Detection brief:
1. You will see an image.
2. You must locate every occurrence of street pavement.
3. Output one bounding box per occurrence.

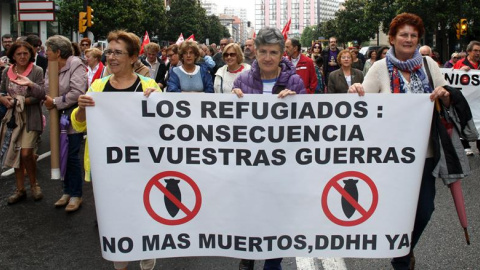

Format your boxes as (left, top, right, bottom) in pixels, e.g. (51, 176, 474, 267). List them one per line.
(1, 113, 479, 269)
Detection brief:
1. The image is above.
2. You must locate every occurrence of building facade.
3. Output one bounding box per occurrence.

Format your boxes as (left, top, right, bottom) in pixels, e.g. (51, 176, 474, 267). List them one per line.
(255, 0, 340, 37)
(200, 0, 218, 16)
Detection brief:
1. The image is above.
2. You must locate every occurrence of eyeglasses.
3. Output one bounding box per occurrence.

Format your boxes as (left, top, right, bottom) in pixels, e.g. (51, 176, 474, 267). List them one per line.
(314, 46, 320, 49)
(105, 50, 129, 57)
(341, 56, 352, 60)
(223, 52, 237, 58)
(421, 53, 430, 56)
(81, 43, 89, 46)
(220, 43, 227, 46)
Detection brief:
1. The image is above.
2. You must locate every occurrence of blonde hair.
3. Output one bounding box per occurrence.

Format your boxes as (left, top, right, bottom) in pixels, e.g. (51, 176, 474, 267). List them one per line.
(222, 43, 244, 65)
(85, 47, 102, 61)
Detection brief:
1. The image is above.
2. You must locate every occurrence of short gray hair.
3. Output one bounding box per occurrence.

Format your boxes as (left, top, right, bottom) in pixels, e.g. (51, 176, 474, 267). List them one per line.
(255, 27, 285, 53)
(466, 41, 480, 52)
(45, 35, 73, 59)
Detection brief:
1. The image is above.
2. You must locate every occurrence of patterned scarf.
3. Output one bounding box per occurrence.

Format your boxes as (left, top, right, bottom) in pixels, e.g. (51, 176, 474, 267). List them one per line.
(386, 47, 432, 94)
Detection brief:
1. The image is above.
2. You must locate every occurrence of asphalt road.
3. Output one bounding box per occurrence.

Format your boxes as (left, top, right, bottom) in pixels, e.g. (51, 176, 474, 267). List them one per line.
(0, 112, 479, 269)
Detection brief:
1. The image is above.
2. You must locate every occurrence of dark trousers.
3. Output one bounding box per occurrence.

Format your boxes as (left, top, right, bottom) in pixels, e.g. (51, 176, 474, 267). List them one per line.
(63, 133, 84, 197)
(239, 258, 282, 270)
(391, 158, 436, 270)
(461, 139, 480, 150)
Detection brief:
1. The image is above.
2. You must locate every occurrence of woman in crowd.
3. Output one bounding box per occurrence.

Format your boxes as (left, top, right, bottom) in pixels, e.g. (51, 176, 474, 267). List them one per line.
(348, 13, 453, 270)
(233, 26, 305, 270)
(84, 47, 104, 87)
(1, 41, 45, 204)
(314, 55, 325, 93)
(362, 49, 377, 76)
(377, 46, 389, 60)
(350, 47, 364, 71)
(328, 49, 364, 93)
(214, 43, 250, 93)
(310, 42, 322, 61)
(167, 40, 213, 93)
(72, 30, 160, 270)
(42, 35, 87, 212)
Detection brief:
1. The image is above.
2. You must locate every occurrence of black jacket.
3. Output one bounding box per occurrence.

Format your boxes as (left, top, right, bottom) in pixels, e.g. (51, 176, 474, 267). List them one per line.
(141, 57, 167, 88)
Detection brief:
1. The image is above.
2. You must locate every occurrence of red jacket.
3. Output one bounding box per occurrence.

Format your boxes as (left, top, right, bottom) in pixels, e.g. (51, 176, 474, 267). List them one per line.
(289, 54, 318, 94)
(453, 57, 479, 70)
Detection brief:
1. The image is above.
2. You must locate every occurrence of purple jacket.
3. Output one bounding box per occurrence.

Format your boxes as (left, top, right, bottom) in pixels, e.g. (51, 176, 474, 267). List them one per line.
(233, 58, 306, 94)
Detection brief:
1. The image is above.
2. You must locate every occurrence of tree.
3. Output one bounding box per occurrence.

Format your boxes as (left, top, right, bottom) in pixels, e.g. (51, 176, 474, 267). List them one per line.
(334, 0, 378, 45)
(166, 0, 201, 42)
(300, 26, 314, 48)
(141, 0, 167, 39)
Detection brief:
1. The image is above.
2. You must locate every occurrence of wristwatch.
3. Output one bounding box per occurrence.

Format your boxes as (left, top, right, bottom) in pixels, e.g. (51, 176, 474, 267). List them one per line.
(52, 98, 57, 107)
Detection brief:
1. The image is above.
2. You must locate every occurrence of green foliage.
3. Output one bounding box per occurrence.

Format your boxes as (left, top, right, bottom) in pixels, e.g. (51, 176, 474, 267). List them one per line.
(57, 0, 230, 43)
(300, 26, 314, 48)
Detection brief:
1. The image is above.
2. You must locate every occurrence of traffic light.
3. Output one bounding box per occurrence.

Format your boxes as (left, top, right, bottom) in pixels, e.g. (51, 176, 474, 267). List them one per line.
(78, 12, 87, 33)
(456, 23, 460, 40)
(460, 18, 468, 36)
(87, 6, 94, 27)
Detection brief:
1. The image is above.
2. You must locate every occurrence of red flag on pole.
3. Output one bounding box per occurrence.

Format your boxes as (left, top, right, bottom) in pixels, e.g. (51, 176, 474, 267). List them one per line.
(176, 33, 184, 45)
(139, 31, 150, 55)
(281, 18, 291, 40)
(186, 34, 195, 41)
(253, 32, 256, 39)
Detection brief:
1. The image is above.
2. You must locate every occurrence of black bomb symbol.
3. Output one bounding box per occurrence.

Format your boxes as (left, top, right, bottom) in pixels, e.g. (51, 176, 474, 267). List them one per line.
(341, 179, 359, 218)
(164, 178, 182, 217)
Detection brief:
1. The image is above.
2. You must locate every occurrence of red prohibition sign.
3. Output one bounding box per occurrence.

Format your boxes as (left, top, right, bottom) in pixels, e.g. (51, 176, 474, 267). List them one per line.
(143, 171, 202, 226)
(322, 171, 378, 226)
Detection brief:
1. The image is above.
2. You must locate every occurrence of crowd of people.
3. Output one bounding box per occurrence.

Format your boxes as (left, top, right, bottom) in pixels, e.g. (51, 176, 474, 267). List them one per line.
(0, 11, 479, 270)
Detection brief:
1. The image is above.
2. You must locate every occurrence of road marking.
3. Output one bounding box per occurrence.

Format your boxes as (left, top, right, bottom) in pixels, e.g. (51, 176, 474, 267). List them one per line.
(319, 257, 347, 270)
(296, 257, 317, 270)
(1, 151, 50, 177)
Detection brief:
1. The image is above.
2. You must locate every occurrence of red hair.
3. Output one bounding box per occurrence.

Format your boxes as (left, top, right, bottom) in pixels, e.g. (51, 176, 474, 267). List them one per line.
(388, 13, 425, 40)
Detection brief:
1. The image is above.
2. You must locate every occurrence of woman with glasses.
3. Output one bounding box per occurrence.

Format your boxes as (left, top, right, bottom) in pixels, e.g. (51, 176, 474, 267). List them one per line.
(328, 49, 364, 93)
(1, 41, 45, 204)
(72, 30, 160, 270)
(233, 26, 306, 270)
(310, 42, 322, 61)
(167, 40, 213, 93)
(214, 43, 250, 93)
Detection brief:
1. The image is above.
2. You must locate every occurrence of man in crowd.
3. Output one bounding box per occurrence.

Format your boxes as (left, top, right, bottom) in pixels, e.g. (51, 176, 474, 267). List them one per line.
(419, 45, 433, 57)
(453, 40, 480, 156)
(25, 34, 48, 75)
(1, 34, 13, 75)
(1, 34, 13, 56)
(212, 38, 230, 75)
(243, 38, 256, 65)
(285, 38, 317, 93)
(141, 42, 168, 89)
(322, 36, 340, 86)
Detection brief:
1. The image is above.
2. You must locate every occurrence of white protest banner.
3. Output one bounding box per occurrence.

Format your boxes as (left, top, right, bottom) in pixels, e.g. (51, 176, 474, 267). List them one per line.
(86, 93, 433, 261)
(441, 68, 480, 137)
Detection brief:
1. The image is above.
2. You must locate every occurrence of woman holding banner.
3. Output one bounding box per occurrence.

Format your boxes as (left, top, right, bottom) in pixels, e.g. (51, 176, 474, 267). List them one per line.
(348, 13, 457, 270)
(232, 26, 306, 270)
(72, 30, 160, 270)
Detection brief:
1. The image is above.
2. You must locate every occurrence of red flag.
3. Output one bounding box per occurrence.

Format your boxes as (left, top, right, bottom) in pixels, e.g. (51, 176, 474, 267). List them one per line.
(186, 34, 195, 41)
(253, 32, 256, 39)
(281, 18, 291, 40)
(175, 33, 184, 45)
(139, 31, 150, 55)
